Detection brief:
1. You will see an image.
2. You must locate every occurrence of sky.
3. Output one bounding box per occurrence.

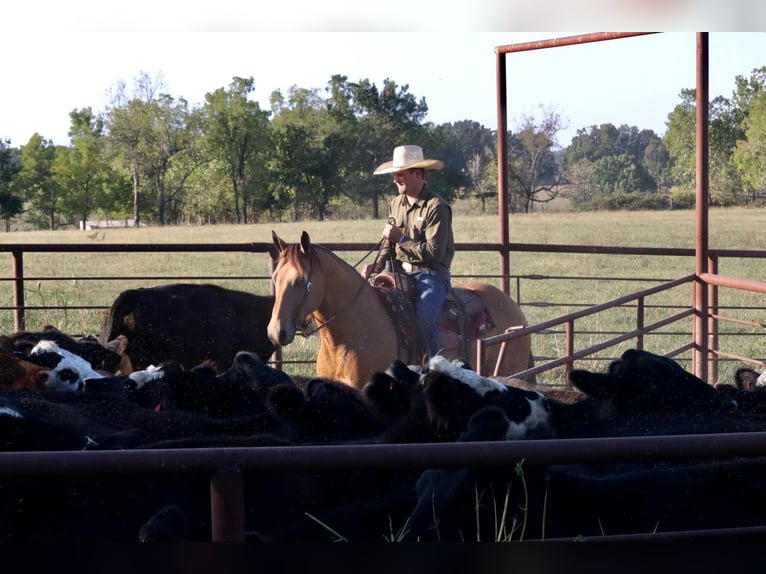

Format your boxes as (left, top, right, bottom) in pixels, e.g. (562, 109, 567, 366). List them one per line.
(2, 3, 765, 149)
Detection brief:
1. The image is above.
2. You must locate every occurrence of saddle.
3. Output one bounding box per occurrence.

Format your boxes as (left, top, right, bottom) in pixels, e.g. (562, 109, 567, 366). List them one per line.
(370, 271, 495, 365)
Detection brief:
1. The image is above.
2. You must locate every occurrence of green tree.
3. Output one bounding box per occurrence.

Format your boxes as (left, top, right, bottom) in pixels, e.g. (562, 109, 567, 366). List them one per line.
(733, 89, 766, 199)
(202, 77, 271, 224)
(105, 72, 199, 225)
(54, 108, 127, 227)
(592, 154, 643, 194)
(663, 89, 697, 191)
(145, 94, 198, 225)
(18, 134, 61, 229)
(0, 139, 23, 231)
(426, 120, 493, 207)
(106, 72, 166, 226)
(507, 107, 566, 213)
(566, 157, 597, 203)
(664, 88, 747, 205)
(326, 75, 428, 218)
(270, 86, 345, 221)
(732, 67, 766, 201)
(643, 138, 674, 191)
(566, 123, 664, 199)
(567, 122, 621, 162)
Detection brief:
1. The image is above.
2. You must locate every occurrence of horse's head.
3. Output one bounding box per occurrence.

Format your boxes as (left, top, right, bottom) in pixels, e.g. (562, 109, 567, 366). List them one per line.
(268, 231, 325, 347)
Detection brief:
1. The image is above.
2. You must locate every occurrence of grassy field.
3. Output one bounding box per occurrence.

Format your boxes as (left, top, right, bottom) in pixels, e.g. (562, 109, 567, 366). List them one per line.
(0, 206, 765, 384)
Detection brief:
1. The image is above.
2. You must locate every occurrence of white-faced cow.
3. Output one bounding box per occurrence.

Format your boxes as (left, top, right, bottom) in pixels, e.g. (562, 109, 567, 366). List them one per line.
(1, 325, 129, 375)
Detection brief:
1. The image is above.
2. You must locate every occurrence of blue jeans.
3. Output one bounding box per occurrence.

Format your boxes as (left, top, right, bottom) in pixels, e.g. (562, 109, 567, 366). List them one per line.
(410, 270, 450, 358)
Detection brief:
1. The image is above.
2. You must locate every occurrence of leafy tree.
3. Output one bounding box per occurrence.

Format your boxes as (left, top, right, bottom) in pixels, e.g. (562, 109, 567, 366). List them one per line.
(105, 72, 199, 225)
(54, 108, 127, 227)
(664, 88, 747, 205)
(592, 154, 644, 194)
(202, 77, 271, 224)
(663, 89, 697, 191)
(270, 86, 345, 221)
(18, 134, 61, 229)
(426, 120, 493, 206)
(326, 75, 428, 218)
(643, 138, 674, 191)
(733, 89, 766, 200)
(105, 72, 167, 226)
(0, 139, 23, 231)
(731, 66, 766, 113)
(507, 107, 566, 213)
(567, 123, 621, 163)
(566, 123, 665, 200)
(177, 155, 232, 224)
(566, 157, 597, 203)
(144, 94, 198, 225)
(732, 67, 766, 201)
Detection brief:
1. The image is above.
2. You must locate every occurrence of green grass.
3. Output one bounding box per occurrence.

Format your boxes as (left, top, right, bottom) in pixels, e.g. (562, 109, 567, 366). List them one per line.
(1, 206, 765, 384)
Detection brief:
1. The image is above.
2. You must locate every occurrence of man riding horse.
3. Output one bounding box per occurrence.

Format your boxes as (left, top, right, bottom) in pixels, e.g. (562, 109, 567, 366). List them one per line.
(363, 145, 454, 360)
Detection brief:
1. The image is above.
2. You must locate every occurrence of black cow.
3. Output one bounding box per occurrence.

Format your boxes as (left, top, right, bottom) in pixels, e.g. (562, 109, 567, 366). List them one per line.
(552, 348, 746, 438)
(401, 349, 766, 541)
(84, 351, 294, 420)
(99, 283, 277, 371)
(267, 376, 386, 444)
(407, 406, 766, 541)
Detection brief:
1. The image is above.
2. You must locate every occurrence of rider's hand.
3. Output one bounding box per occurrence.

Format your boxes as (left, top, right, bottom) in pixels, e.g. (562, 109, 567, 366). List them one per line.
(382, 223, 403, 244)
(362, 263, 376, 279)
(362, 261, 385, 279)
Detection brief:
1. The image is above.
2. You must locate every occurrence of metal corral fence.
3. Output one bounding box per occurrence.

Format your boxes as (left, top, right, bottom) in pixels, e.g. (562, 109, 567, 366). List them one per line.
(2, 247, 765, 541)
(1, 241, 764, 385)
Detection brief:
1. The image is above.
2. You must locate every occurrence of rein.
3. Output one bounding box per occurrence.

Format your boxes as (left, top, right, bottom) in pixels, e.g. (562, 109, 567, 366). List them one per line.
(295, 244, 381, 338)
(352, 237, 387, 271)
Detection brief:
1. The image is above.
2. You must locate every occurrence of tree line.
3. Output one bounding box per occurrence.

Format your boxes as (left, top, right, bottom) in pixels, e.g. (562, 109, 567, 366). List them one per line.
(1, 67, 765, 231)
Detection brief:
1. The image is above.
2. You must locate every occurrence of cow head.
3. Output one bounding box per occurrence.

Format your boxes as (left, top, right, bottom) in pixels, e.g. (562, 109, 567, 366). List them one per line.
(419, 355, 552, 440)
(568, 349, 737, 415)
(30, 340, 104, 391)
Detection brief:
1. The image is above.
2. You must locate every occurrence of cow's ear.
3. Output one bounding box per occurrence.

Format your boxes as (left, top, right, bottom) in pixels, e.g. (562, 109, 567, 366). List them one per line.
(299, 231, 311, 255)
(272, 230, 287, 254)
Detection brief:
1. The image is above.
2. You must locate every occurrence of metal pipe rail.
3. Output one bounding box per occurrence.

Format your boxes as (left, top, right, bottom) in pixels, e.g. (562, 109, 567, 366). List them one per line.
(3, 431, 766, 541)
(477, 274, 697, 379)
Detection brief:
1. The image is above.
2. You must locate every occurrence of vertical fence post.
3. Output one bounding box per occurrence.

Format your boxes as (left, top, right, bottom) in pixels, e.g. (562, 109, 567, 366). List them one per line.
(496, 49, 510, 296)
(210, 466, 245, 541)
(708, 254, 719, 383)
(11, 249, 25, 331)
(565, 319, 575, 384)
(475, 338, 486, 377)
(636, 296, 645, 350)
(693, 32, 710, 381)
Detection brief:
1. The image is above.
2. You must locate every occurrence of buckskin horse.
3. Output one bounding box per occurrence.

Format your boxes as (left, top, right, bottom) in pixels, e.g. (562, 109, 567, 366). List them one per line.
(268, 231, 532, 388)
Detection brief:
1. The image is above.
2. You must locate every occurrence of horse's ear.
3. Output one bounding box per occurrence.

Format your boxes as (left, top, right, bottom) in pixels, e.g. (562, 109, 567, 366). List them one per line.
(299, 231, 311, 255)
(272, 230, 287, 254)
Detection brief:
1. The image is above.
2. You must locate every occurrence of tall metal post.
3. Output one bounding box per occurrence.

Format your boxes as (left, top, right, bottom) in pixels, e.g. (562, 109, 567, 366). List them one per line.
(693, 32, 710, 380)
(496, 50, 510, 295)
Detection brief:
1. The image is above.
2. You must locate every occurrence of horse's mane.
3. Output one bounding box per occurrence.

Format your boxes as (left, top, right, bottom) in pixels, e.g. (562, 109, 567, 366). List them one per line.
(276, 242, 353, 277)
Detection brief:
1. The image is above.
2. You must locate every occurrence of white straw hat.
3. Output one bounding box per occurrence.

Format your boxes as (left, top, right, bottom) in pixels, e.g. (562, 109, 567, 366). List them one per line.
(373, 145, 444, 175)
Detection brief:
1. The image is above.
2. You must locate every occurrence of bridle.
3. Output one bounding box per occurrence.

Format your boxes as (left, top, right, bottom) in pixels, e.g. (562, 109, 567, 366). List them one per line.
(290, 244, 380, 338)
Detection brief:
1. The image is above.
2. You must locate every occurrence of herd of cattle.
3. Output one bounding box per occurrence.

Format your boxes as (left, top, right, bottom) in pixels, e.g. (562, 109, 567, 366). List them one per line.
(2, 283, 766, 541)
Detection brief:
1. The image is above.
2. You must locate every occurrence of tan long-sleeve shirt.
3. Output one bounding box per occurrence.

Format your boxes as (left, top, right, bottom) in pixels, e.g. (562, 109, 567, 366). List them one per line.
(378, 185, 454, 278)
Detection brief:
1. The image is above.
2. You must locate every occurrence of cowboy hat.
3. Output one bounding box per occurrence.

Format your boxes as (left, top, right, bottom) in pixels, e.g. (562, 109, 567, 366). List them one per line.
(373, 145, 444, 175)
